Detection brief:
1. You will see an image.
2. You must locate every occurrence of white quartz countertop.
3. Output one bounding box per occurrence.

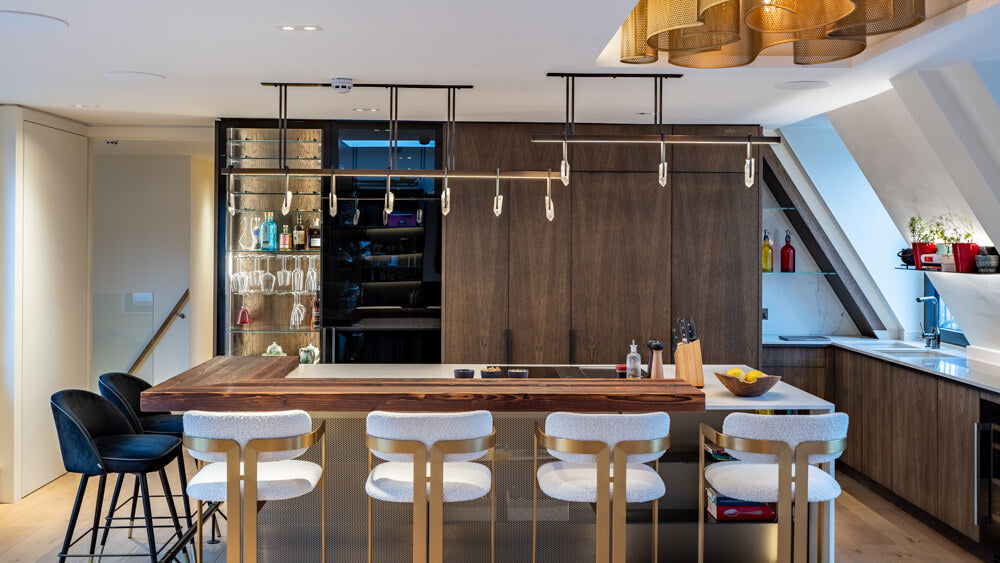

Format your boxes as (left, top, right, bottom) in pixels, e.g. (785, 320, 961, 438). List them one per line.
(764, 334, 1000, 395)
(290, 362, 833, 412)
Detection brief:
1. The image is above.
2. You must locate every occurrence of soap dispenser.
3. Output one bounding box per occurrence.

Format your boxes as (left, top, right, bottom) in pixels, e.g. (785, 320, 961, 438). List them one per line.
(626, 340, 642, 380)
(781, 229, 796, 273)
(761, 229, 774, 273)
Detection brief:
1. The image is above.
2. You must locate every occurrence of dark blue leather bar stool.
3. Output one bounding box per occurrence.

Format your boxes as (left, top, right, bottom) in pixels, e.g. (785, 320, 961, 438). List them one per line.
(51, 389, 186, 562)
(99, 372, 194, 547)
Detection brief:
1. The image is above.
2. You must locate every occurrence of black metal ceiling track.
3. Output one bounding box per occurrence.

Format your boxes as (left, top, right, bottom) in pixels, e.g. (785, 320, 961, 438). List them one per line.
(546, 72, 684, 79)
(261, 82, 474, 89)
(760, 146, 885, 337)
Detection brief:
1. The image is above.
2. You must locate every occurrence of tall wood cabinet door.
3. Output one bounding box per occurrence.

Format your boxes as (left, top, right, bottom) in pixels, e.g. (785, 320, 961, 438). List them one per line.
(860, 356, 893, 488)
(508, 180, 571, 363)
(890, 366, 938, 515)
(832, 350, 864, 471)
(442, 181, 509, 363)
(936, 379, 980, 540)
(671, 172, 760, 366)
(571, 172, 670, 364)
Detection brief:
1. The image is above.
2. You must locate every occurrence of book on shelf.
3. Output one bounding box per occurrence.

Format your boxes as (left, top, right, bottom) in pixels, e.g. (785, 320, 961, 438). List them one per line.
(706, 487, 776, 521)
(703, 443, 735, 461)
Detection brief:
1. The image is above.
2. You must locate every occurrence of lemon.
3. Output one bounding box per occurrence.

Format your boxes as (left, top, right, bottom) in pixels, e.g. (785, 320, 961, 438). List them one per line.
(745, 370, 764, 383)
(725, 368, 744, 378)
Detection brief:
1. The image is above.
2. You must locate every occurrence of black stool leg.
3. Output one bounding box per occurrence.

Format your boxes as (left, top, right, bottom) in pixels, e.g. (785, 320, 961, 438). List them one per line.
(88, 474, 107, 556)
(138, 473, 158, 563)
(159, 469, 186, 552)
(59, 474, 89, 563)
(100, 473, 126, 550)
(176, 452, 193, 529)
(126, 475, 140, 538)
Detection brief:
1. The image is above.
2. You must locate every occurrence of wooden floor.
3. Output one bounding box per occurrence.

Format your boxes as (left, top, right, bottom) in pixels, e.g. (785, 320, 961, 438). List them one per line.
(0, 469, 981, 562)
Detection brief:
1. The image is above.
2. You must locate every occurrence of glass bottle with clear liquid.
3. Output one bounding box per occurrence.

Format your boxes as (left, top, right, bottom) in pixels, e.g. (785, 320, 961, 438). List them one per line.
(626, 340, 642, 380)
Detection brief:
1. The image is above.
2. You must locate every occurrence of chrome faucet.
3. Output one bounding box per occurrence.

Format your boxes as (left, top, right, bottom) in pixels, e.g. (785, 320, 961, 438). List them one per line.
(916, 296, 941, 349)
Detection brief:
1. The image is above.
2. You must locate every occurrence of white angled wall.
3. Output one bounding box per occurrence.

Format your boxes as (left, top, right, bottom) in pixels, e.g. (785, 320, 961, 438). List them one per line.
(0, 106, 90, 502)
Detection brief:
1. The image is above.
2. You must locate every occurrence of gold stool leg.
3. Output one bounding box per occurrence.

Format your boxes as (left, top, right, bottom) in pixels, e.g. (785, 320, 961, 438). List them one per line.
(196, 500, 203, 563)
(653, 458, 659, 562)
(532, 433, 538, 563)
(490, 451, 496, 563)
(368, 451, 373, 563)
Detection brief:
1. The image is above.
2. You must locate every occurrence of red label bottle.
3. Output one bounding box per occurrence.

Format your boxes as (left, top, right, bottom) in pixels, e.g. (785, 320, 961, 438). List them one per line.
(780, 230, 795, 273)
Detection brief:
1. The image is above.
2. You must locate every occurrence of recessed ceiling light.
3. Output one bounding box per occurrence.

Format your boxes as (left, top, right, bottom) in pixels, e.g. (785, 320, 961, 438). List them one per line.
(279, 25, 322, 31)
(354, 108, 379, 112)
(0, 11, 69, 31)
(105, 71, 166, 81)
(774, 80, 831, 91)
(72, 104, 98, 109)
(303, 26, 318, 31)
(281, 26, 295, 31)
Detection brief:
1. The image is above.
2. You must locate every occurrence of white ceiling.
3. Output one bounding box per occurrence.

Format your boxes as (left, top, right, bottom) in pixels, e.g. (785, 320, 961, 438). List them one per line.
(1, 0, 999, 129)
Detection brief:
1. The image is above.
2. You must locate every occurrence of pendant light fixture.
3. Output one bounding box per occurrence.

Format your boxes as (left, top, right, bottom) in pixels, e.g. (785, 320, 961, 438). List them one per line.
(383, 170, 394, 225)
(329, 170, 338, 218)
(560, 77, 573, 186)
(441, 169, 452, 216)
(545, 170, 555, 222)
(744, 135, 755, 188)
(227, 166, 236, 216)
(622, 0, 925, 67)
(493, 168, 504, 217)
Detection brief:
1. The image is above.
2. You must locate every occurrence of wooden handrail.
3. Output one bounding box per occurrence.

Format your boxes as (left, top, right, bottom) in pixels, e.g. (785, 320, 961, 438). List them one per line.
(128, 289, 190, 375)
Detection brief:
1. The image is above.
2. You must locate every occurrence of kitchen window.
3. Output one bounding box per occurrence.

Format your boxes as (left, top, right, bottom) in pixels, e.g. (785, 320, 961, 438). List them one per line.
(924, 276, 969, 346)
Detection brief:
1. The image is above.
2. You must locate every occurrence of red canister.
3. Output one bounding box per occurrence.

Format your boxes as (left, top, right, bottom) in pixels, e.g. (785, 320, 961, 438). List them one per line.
(615, 364, 628, 379)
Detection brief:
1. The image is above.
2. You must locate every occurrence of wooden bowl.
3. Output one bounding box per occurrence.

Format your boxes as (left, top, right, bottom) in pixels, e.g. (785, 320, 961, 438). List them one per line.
(713, 372, 781, 397)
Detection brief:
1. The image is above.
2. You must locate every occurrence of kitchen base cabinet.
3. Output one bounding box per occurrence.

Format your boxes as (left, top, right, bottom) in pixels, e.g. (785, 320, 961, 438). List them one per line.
(762, 346, 827, 399)
(936, 379, 980, 541)
(832, 349, 891, 487)
(890, 364, 938, 516)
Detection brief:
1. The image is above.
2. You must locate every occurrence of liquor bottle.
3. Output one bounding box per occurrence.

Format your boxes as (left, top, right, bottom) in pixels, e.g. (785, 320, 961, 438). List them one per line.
(279, 225, 291, 251)
(312, 289, 321, 330)
(307, 217, 321, 250)
(251, 217, 261, 251)
(761, 229, 773, 273)
(261, 212, 278, 252)
(293, 214, 306, 250)
(626, 340, 642, 380)
(780, 229, 796, 273)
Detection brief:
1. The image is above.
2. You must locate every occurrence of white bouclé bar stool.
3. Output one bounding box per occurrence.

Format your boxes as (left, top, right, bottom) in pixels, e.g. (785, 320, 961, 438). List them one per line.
(365, 410, 496, 563)
(698, 412, 848, 563)
(182, 410, 326, 563)
(533, 412, 671, 563)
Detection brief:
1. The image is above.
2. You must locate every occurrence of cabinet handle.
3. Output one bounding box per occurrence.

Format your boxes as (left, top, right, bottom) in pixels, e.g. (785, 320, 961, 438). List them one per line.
(569, 330, 576, 364)
(505, 329, 512, 364)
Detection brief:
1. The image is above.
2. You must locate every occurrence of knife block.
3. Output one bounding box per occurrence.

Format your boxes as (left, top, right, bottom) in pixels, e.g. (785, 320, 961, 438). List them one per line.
(674, 340, 704, 388)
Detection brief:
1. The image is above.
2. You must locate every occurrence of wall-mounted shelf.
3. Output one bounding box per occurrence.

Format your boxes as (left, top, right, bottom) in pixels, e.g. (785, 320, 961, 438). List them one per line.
(763, 206, 795, 211)
(763, 272, 837, 276)
(228, 326, 318, 334)
(230, 250, 321, 256)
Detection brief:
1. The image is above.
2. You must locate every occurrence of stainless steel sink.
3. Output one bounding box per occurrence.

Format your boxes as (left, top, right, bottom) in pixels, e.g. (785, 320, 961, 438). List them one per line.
(873, 349, 952, 358)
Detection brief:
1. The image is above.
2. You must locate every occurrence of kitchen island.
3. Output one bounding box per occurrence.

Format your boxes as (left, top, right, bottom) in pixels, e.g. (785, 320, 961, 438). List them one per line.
(144, 359, 835, 562)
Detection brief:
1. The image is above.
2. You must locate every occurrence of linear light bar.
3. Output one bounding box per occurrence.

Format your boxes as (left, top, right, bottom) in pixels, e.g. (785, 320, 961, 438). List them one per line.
(531, 134, 782, 145)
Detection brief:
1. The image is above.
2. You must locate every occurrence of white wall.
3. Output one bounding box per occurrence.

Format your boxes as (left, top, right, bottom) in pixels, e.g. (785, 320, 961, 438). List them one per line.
(780, 116, 923, 336)
(91, 154, 197, 384)
(190, 157, 215, 365)
(0, 106, 90, 502)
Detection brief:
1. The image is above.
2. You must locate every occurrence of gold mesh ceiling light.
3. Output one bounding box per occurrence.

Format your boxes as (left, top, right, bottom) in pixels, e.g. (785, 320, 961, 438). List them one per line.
(620, 0, 924, 68)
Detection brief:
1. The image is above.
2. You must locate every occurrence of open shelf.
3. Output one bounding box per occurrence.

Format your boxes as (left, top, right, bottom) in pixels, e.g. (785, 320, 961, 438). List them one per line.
(762, 272, 837, 276)
(228, 326, 318, 334)
(228, 139, 321, 144)
(763, 206, 795, 211)
(229, 250, 321, 256)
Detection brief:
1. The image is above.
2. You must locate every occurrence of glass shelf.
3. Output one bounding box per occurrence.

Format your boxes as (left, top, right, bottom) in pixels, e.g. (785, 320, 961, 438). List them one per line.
(232, 209, 322, 214)
(363, 253, 423, 260)
(361, 280, 422, 285)
(229, 250, 321, 256)
(228, 326, 318, 334)
(228, 139, 321, 144)
(230, 192, 323, 196)
(763, 207, 795, 211)
(227, 156, 322, 161)
(362, 227, 425, 234)
(232, 290, 318, 297)
(762, 272, 837, 275)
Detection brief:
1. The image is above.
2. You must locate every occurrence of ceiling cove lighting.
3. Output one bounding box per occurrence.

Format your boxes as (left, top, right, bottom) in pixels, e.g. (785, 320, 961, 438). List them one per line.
(0, 11, 69, 31)
(533, 73, 780, 188)
(280, 25, 322, 31)
(620, 0, 925, 67)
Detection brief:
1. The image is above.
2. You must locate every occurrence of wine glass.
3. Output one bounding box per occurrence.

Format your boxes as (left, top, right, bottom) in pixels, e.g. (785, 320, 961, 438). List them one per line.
(305, 256, 318, 292)
(291, 257, 304, 292)
(252, 257, 264, 289)
(277, 256, 291, 287)
(289, 294, 306, 329)
(261, 257, 276, 294)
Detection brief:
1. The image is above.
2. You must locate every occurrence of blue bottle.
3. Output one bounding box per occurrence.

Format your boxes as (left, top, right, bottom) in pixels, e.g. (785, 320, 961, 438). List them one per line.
(261, 212, 278, 252)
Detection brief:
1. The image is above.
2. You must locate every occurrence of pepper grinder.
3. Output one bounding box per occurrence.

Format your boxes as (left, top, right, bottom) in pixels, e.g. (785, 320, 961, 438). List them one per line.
(647, 339, 665, 379)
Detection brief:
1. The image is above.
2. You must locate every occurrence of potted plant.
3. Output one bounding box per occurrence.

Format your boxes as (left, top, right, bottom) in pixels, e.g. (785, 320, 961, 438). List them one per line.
(937, 212, 979, 273)
(908, 216, 937, 270)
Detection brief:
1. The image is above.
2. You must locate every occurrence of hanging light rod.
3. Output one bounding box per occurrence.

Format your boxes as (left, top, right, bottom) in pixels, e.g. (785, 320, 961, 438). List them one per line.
(531, 134, 781, 145)
(260, 82, 473, 89)
(546, 72, 683, 79)
(222, 168, 554, 180)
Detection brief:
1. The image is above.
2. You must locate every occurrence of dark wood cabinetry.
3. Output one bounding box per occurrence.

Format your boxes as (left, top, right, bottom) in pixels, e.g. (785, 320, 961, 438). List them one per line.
(443, 122, 760, 365)
(762, 346, 827, 399)
(570, 172, 670, 363)
(831, 348, 981, 541)
(672, 172, 760, 367)
(936, 379, 981, 541)
(890, 364, 939, 515)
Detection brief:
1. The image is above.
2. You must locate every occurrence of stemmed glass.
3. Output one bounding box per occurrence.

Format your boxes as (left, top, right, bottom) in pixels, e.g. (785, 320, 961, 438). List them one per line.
(277, 256, 291, 287)
(252, 257, 264, 289)
(261, 257, 276, 294)
(291, 257, 304, 292)
(289, 294, 306, 329)
(305, 256, 318, 292)
(231, 258, 250, 294)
